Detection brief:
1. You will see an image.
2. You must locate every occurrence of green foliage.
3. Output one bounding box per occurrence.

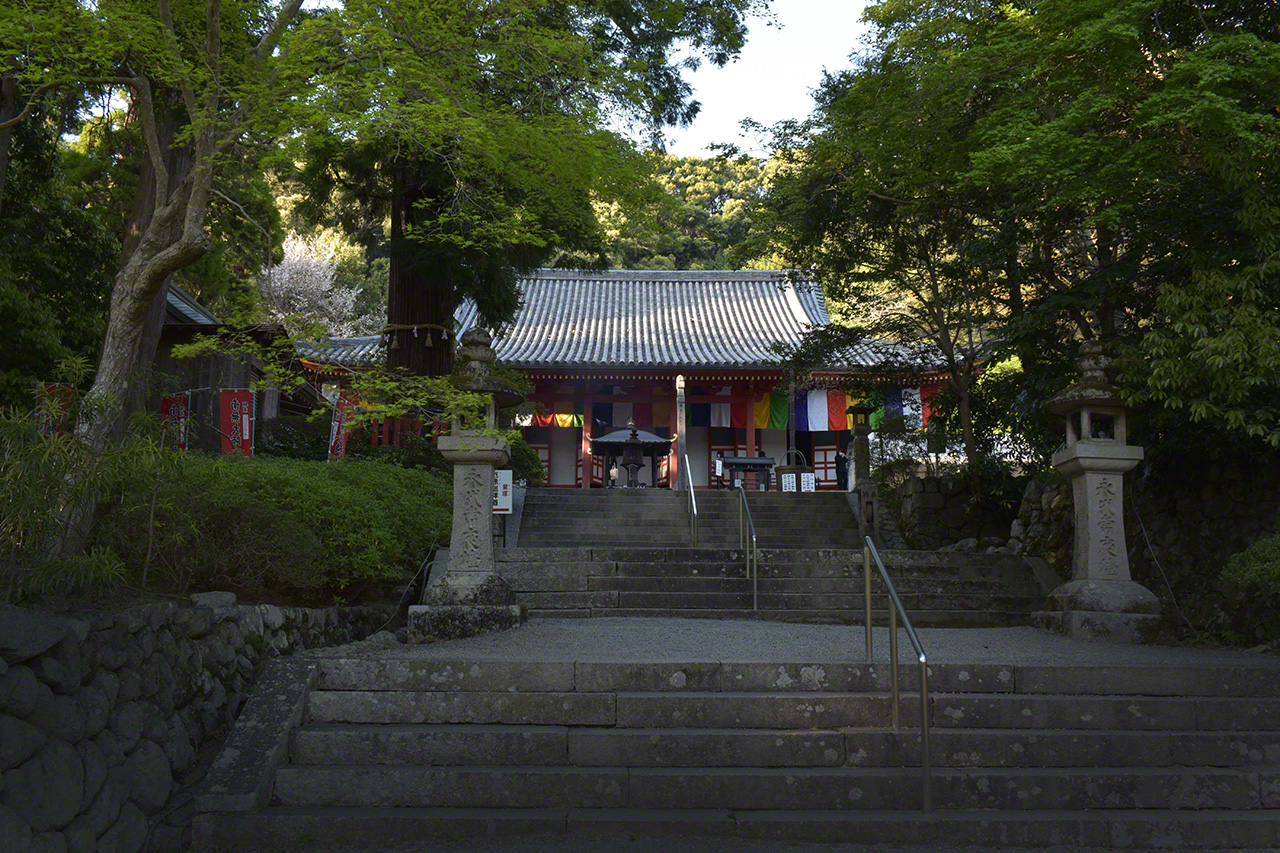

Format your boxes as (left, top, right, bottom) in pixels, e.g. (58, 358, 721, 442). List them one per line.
(1219, 534, 1280, 643)
(1222, 536, 1280, 599)
(505, 431, 547, 487)
(256, 415, 332, 462)
(602, 153, 776, 270)
(2, 359, 451, 605)
(0, 107, 115, 408)
(94, 454, 451, 604)
(1, 358, 158, 601)
(756, 0, 1280, 456)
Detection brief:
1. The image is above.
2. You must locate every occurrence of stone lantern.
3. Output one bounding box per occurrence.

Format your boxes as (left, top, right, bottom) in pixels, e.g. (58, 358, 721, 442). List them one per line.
(409, 327, 526, 641)
(620, 420, 645, 488)
(1034, 340, 1160, 643)
(846, 399, 878, 487)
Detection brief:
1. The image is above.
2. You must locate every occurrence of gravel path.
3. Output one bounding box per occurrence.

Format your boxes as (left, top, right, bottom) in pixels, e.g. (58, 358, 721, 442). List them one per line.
(315, 617, 1280, 668)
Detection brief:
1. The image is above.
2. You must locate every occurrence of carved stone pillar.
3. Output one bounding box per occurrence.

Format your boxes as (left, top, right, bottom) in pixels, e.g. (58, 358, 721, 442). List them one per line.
(1033, 341, 1159, 643)
(408, 328, 524, 641)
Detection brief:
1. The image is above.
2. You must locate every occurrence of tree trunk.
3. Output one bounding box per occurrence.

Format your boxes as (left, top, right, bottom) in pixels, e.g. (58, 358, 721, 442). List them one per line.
(111, 96, 193, 439)
(956, 382, 978, 465)
(0, 70, 17, 219)
(386, 162, 456, 376)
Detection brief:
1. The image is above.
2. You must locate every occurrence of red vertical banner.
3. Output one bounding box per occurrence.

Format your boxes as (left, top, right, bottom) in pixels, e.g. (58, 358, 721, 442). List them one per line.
(160, 392, 190, 451)
(219, 390, 254, 456)
(328, 394, 356, 459)
(35, 383, 74, 439)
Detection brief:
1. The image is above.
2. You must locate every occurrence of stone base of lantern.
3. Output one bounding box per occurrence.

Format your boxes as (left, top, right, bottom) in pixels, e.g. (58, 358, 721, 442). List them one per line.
(407, 603, 524, 642)
(408, 563, 524, 641)
(1033, 578, 1162, 644)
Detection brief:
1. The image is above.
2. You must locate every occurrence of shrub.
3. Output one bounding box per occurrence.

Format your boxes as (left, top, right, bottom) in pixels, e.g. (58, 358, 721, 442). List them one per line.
(95, 454, 451, 604)
(257, 415, 333, 461)
(1220, 535, 1280, 643)
(1222, 535, 1280, 596)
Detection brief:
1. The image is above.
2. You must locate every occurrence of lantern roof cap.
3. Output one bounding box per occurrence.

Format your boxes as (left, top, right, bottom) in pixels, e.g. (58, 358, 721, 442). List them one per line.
(1045, 341, 1126, 416)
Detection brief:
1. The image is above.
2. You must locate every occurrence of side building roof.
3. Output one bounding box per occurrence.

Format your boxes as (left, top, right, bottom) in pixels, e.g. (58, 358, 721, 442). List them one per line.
(299, 269, 915, 372)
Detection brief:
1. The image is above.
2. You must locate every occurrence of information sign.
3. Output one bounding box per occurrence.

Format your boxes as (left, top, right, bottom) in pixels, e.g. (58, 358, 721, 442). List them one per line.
(493, 469, 514, 514)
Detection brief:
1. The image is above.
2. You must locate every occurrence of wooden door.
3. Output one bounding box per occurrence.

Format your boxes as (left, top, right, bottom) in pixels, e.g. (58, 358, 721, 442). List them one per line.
(813, 442, 839, 490)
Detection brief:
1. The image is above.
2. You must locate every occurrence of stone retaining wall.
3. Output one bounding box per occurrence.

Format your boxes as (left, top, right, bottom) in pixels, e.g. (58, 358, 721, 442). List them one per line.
(889, 475, 1023, 551)
(1008, 454, 1280, 638)
(0, 595, 391, 853)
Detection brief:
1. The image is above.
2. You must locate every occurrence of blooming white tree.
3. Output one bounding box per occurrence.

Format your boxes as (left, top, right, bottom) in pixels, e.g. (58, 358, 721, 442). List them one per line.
(259, 232, 379, 337)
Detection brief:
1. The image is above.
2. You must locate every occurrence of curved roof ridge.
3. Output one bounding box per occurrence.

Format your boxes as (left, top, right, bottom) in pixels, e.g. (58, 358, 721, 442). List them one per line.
(304, 269, 922, 371)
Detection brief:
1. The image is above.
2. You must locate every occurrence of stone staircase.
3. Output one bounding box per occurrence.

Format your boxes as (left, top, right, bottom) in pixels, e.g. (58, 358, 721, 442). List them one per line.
(517, 488, 862, 549)
(499, 547, 1043, 626)
(198, 651, 1280, 850)
(508, 488, 1043, 626)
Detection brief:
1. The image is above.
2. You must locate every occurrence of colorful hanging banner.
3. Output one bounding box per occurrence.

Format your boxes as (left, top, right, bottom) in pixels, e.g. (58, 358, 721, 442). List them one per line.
(885, 387, 903, 419)
(160, 393, 190, 451)
(754, 394, 772, 429)
(768, 391, 788, 430)
(827, 390, 851, 431)
(710, 402, 731, 428)
(35, 383, 74, 439)
(920, 383, 942, 426)
(552, 400, 582, 428)
(902, 387, 923, 429)
(219, 389, 254, 456)
(792, 393, 808, 432)
(805, 390, 828, 433)
(327, 394, 356, 459)
(632, 402, 653, 427)
(652, 399, 672, 428)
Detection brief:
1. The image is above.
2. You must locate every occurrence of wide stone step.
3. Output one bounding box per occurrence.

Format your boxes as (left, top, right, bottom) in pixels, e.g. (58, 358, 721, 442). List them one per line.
(569, 727, 1280, 769)
(315, 659, 1023, 695)
(567, 608, 1029, 627)
(595, 591, 1039, 612)
(292, 724, 572, 767)
(311, 658, 1280, 697)
(201, 806, 1280, 851)
(271, 764, 1277, 811)
(307, 690, 616, 726)
(580, 574, 1042, 597)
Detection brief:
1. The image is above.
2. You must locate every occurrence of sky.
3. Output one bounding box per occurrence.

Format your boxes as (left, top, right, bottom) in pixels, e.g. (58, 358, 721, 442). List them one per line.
(662, 1, 873, 158)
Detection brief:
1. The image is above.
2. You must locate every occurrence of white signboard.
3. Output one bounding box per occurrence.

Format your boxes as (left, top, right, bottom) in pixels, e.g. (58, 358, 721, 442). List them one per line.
(781, 472, 797, 493)
(714, 458, 723, 477)
(800, 472, 817, 492)
(493, 469, 513, 514)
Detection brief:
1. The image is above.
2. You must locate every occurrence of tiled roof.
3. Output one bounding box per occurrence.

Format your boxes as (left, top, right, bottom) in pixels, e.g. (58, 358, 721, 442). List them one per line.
(302, 269, 912, 371)
(295, 336, 385, 368)
(165, 284, 220, 325)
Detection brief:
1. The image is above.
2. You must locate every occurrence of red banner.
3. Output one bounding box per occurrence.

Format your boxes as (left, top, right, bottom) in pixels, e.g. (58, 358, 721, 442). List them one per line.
(219, 390, 254, 456)
(328, 394, 356, 459)
(160, 393, 190, 451)
(35, 383, 74, 439)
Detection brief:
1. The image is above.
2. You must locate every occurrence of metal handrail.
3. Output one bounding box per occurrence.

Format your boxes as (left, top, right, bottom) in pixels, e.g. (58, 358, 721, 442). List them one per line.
(734, 485, 758, 610)
(681, 453, 698, 544)
(863, 535, 931, 812)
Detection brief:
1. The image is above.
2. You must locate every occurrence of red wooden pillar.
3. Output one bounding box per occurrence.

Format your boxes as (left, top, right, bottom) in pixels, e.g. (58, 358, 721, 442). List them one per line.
(580, 386, 594, 490)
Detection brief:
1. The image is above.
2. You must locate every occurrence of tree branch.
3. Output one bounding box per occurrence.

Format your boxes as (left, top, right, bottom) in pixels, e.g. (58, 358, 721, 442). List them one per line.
(0, 78, 135, 130)
(253, 0, 306, 61)
(158, 0, 199, 117)
(129, 75, 172, 210)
